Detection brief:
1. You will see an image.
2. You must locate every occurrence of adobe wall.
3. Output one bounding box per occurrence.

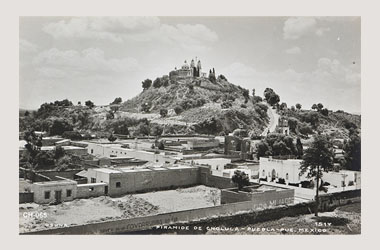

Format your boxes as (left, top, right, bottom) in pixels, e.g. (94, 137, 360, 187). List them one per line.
(36, 169, 83, 180)
(19, 192, 34, 203)
(199, 167, 235, 189)
(108, 167, 200, 196)
(22, 189, 360, 235)
(76, 183, 108, 199)
(30, 182, 77, 204)
(87, 143, 176, 164)
(221, 188, 295, 206)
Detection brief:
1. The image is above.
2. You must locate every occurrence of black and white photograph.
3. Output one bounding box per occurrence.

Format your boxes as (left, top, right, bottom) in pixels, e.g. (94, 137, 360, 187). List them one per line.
(17, 15, 363, 235)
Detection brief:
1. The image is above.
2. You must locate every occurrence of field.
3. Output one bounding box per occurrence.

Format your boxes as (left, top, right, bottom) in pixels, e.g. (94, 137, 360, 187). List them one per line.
(19, 185, 220, 233)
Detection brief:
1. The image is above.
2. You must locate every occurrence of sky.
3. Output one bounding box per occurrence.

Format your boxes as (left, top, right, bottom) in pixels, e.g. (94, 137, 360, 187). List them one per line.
(19, 16, 361, 113)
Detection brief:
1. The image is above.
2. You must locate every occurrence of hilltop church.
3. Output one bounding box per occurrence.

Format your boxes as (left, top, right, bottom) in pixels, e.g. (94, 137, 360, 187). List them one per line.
(169, 58, 209, 81)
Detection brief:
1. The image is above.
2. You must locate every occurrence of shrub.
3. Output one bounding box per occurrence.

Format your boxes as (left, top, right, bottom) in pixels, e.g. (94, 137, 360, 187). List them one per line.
(160, 108, 168, 117)
(231, 170, 250, 191)
(221, 101, 233, 109)
(174, 106, 183, 115)
(62, 131, 82, 141)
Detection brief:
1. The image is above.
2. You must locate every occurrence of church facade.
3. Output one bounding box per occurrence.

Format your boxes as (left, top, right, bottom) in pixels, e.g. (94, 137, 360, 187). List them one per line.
(169, 58, 207, 81)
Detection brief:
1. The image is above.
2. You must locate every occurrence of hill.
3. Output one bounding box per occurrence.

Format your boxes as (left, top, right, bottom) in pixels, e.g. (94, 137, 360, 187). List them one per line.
(120, 76, 269, 135)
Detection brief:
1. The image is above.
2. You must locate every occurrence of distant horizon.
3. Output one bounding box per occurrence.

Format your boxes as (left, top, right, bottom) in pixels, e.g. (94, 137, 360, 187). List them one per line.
(20, 16, 361, 113)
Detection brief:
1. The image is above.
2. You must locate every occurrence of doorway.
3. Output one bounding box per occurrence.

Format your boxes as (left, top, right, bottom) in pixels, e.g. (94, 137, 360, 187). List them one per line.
(104, 186, 108, 195)
(55, 190, 62, 203)
(271, 169, 276, 182)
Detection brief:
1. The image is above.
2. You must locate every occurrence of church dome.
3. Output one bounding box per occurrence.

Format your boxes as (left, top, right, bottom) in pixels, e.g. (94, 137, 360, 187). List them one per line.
(181, 60, 190, 70)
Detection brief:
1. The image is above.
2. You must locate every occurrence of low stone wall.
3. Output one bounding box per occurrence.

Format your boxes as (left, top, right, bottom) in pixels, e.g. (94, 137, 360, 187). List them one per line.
(21, 189, 360, 235)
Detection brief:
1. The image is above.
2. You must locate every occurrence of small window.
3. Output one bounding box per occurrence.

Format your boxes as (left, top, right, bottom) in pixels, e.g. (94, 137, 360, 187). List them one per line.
(116, 182, 121, 188)
(66, 189, 72, 197)
(262, 170, 265, 176)
(89, 187, 94, 191)
(91, 149, 94, 154)
(91, 178, 96, 183)
(44, 191, 50, 199)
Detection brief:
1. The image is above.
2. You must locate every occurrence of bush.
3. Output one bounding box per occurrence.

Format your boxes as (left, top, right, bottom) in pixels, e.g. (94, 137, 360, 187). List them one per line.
(49, 119, 73, 136)
(62, 131, 82, 141)
(221, 101, 233, 109)
(141, 102, 152, 113)
(160, 108, 168, 118)
(153, 77, 162, 88)
(231, 170, 250, 191)
(252, 96, 263, 104)
(277, 178, 286, 184)
(174, 106, 183, 115)
(299, 123, 313, 135)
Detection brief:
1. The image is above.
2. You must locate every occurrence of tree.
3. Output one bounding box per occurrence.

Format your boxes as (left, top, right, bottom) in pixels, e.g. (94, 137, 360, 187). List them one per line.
(280, 102, 287, 110)
(160, 108, 168, 118)
(343, 130, 361, 171)
(264, 88, 280, 106)
(151, 125, 163, 136)
(317, 103, 324, 111)
(288, 117, 298, 133)
(311, 104, 318, 110)
(141, 102, 152, 113)
(24, 110, 30, 116)
(111, 97, 122, 105)
(231, 170, 250, 191)
(256, 141, 271, 158)
(242, 89, 249, 103)
(49, 119, 73, 136)
(300, 134, 334, 216)
(252, 88, 256, 97)
(85, 100, 94, 109)
(174, 106, 183, 115)
(290, 106, 295, 112)
(296, 103, 302, 110)
(108, 133, 117, 142)
(142, 79, 152, 90)
(153, 77, 162, 88)
(296, 137, 304, 159)
(106, 111, 115, 120)
(252, 96, 263, 104)
(320, 108, 329, 116)
(218, 74, 227, 81)
(62, 131, 83, 141)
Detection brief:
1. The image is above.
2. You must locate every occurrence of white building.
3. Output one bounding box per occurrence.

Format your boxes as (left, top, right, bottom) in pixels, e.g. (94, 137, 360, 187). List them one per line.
(259, 157, 361, 188)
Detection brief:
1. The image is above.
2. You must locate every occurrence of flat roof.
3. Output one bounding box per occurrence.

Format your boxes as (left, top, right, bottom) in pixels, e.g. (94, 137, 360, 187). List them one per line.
(77, 183, 107, 187)
(93, 168, 122, 174)
(33, 180, 76, 186)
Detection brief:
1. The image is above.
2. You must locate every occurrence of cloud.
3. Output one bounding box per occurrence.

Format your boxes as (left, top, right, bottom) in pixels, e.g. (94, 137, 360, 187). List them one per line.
(315, 27, 331, 37)
(283, 17, 317, 40)
(285, 46, 301, 54)
(43, 17, 218, 51)
(33, 47, 140, 78)
(43, 17, 160, 42)
(19, 39, 38, 53)
(220, 58, 360, 112)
